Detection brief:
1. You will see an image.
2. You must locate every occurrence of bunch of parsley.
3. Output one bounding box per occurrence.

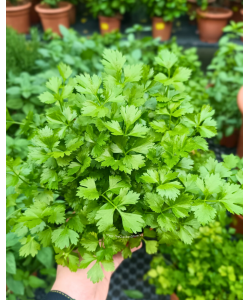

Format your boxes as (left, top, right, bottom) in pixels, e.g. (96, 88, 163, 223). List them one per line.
(8, 49, 243, 283)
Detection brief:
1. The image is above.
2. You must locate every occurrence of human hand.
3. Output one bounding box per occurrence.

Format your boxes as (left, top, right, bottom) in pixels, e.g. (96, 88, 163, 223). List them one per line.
(51, 243, 142, 300)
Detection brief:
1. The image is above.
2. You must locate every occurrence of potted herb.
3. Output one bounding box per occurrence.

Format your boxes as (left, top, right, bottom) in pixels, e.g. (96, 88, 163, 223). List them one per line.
(207, 29, 243, 146)
(8, 50, 243, 283)
(6, 0, 32, 34)
(86, 0, 136, 35)
(187, 0, 215, 22)
(145, 221, 243, 300)
(142, 0, 188, 41)
(35, 0, 72, 35)
(196, 0, 233, 43)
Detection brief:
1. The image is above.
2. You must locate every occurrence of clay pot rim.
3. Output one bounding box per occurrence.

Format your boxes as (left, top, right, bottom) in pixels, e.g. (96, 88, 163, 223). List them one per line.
(197, 6, 233, 19)
(6, 1, 31, 11)
(187, 0, 215, 3)
(236, 215, 243, 221)
(35, 1, 72, 14)
(240, 9, 243, 15)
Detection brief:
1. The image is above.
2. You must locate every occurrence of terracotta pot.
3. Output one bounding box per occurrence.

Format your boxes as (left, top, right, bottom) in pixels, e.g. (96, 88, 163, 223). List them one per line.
(152, 17, 172, 41)
(6, 1, 32, 34)
(171, 294, 179, 300)
(35, 2, 72, 35)
(237, 86, 243, 157)
(30, 0, 40, 24)
(98, 15, 121, 35)
(230, 1, 243, 22)
(220, 129, 239, 148)
(197, 7, 233, 43)
(231, 214, 243, 234)
(69, 4, 76, 24)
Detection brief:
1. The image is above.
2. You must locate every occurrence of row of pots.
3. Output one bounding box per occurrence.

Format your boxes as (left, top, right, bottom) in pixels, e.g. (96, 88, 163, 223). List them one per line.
(6, 1, 75, 35)
(7, 1, 243, 43)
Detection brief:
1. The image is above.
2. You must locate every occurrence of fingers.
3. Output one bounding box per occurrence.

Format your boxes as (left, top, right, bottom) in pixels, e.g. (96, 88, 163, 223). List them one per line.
(131, 242, 143, 253)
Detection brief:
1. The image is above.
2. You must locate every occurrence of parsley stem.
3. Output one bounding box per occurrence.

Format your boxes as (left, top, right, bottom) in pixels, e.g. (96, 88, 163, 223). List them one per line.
(7, 208, 22, 220)
(6, 121, 24, 125)
(12, 170, 30, 186)
(101, 194, 115, 208)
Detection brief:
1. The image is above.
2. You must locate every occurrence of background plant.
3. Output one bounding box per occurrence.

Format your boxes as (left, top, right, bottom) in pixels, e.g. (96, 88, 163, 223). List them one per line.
(206, 31, 243, 140)
(142, 0, 188, 22)
(6, 27, 40, 75)
(86, 0, 136, 18)
(145, 220, 243, 300)
(41, 0, 62, 8)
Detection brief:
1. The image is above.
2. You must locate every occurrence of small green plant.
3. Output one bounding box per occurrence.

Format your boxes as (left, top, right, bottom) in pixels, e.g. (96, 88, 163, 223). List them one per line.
(41, 0, 62, 8)
(142, 0, 188, 22)
(7, 49, 243, 284)
(223, 20, 243, 38)
(7, 0, 24, 6)
(6, 27, 40, 75)
(145, 221, 243, 300)
(207, 32, 243, 140)
(86, 0, 136, 18)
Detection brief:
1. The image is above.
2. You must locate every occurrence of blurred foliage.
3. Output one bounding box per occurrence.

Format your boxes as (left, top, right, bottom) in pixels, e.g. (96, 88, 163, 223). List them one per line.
(6, 27, 40, 75)
(207, 25, 243, 140)
(85, 0, 136, 18)
(142, 0, 188, 22)
(145, 221, 243, 300)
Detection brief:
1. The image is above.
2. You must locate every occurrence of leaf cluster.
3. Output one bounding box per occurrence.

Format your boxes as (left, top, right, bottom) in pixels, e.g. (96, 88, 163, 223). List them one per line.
(86, 0, 136, 18)
(142, 0, 188, 22)
(206, 33, 243, 140)
(7, 49, 243, 284)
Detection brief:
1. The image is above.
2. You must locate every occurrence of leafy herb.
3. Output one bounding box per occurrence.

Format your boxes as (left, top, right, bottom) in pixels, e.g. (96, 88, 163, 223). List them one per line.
(7, 47, 242, 283)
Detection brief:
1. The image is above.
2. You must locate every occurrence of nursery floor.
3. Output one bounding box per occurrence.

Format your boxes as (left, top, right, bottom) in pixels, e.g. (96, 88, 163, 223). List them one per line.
(34, 139, 236, 300)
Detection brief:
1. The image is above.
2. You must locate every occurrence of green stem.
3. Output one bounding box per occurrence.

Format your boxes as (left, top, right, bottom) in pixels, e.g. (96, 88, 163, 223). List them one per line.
(12, 170, 30, 185)
(6, 121, 24, 125)
(101, 194, 116, 208)
(7, 208, 22, 220)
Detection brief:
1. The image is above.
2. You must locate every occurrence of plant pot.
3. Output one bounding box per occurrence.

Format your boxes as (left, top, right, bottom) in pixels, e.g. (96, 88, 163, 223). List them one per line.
(69, 4, 76, 24)
(35, 2, 72, 35)
(231, 214, 243, 234)
(152, 17, 173, 41)
(229, 1, 243, 22)
(30, 0, 40, 24)
(6, 1, 32, 34)
(187, 0, 215, 23)
(171, 293, 179, 300)
(220, 129, 239, 148)
(196, 7, 233, 43)
(98, 15, 121, 35)
(237, 86, 243, 157)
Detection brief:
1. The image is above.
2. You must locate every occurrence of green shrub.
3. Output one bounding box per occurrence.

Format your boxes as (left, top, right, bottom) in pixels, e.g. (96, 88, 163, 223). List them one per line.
(86, 0, 136, 18)
(142, 0, 188, 22)
(207, 31, 243, 140)
(6, 27, 40, 75)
